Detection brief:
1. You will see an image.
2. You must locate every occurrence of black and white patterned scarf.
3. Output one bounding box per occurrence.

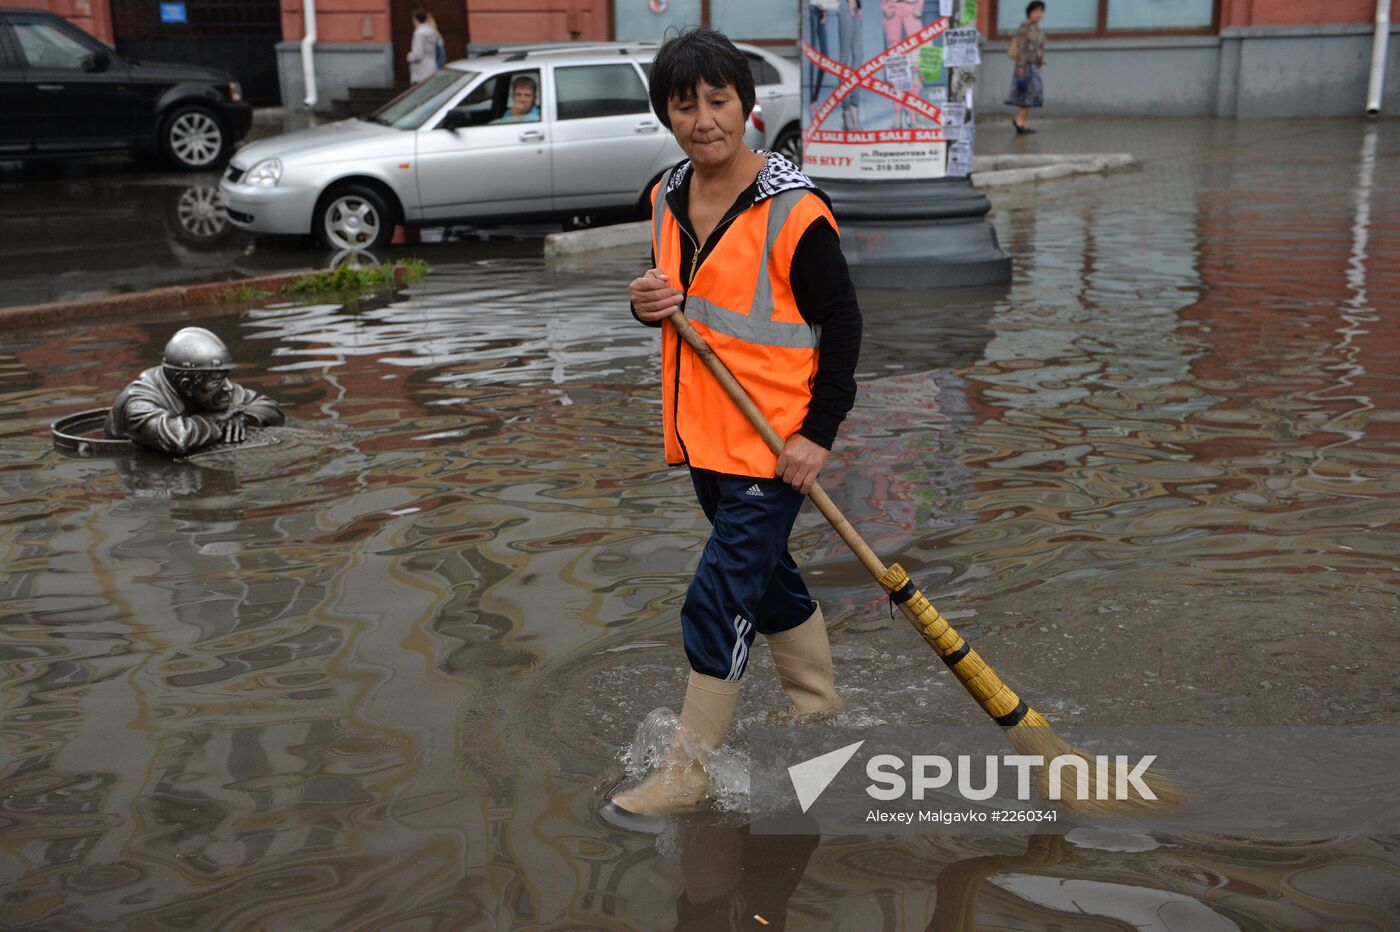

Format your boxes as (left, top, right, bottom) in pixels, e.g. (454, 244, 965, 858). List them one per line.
(666, 149, 817, 204)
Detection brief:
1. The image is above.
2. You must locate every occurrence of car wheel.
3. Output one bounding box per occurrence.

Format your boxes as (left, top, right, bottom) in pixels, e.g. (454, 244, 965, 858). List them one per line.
(775, 125, 802, 165)
(161, 105, 230, 171)
(316, 185, 394, 251)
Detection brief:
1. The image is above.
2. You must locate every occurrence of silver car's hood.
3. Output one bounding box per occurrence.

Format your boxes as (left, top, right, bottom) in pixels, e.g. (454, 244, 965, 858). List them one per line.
(232, 119, 409, 168)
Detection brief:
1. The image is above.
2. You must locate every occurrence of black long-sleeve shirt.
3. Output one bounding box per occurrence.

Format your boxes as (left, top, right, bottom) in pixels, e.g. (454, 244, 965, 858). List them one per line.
(632, 174, 862, 450)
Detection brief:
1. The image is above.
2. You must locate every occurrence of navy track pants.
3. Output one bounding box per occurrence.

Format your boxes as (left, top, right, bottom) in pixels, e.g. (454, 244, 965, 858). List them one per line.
(681, 468, 815, 681)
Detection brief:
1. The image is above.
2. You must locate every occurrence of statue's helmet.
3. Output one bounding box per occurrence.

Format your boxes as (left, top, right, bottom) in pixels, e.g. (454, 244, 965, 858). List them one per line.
(162, 327, 232, 371)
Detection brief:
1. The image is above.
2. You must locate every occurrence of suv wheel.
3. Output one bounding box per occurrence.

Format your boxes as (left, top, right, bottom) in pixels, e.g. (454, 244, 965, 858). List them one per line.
(775, 126, 802, 165)
(162, 105, 229, 171)
(316, 185, 394, 251)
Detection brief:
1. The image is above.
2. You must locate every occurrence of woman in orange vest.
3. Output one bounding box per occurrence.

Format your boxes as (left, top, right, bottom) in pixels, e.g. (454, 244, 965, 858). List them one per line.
(605, 28, 863, 829)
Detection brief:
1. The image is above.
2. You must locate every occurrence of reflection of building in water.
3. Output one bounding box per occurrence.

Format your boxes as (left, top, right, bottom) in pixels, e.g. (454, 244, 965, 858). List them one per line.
(944, 170, 1211, 596)
(1, 278, 725, 924)
(812, 292, 994, 574)
(1176, 127, 1398, 477)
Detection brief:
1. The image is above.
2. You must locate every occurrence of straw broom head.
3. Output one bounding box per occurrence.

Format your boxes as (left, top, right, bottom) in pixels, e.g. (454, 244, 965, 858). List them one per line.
(879, 564, 1185, 815)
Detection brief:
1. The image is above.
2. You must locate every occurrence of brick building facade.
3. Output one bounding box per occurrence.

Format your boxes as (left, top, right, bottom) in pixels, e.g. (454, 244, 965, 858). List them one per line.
(4, 0, 1396, 114)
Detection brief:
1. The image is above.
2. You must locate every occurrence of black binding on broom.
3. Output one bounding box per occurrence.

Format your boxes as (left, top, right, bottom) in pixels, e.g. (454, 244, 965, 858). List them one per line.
(994, 700, 1030, 727)
(890, 580, 918, 604)
(941, 642, 971, 667)
(888, 579, 919, 617)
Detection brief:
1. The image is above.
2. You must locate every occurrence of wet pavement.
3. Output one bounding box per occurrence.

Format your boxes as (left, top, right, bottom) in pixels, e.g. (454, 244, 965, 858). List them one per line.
(2, 118, 1399, 929)
(0, 110, 556, 309)
(0, 155, 559, 309)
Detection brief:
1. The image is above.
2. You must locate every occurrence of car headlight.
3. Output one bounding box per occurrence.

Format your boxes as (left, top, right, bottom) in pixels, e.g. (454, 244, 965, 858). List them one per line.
(246, 159, 282, 187)
(227, 81, 243, 102)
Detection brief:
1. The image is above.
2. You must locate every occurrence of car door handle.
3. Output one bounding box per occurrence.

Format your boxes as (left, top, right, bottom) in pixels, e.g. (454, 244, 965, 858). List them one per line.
(634, 121, 660, 134)
(761, 90, 782, 99)
(519, 130, 545, 142)
(36, 84, 64, 92)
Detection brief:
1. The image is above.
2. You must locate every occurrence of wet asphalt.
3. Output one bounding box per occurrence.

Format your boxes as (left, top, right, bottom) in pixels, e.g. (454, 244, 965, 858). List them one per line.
(1, 116, 1397, 929)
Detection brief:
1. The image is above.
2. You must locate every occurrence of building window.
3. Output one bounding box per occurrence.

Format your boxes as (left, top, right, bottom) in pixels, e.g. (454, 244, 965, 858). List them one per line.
(614, 0, 798, 44)
(1106, 0, 1213, 30)
(994, 0, 1216, 36)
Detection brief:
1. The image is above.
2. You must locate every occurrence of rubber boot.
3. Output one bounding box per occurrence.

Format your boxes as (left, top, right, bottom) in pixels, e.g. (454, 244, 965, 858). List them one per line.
(767, 604, 842, 715)
(604, 671, 741, 825)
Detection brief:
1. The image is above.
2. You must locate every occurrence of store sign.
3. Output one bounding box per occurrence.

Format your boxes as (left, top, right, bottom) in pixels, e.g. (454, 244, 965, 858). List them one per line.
(801, 0, 981, 181)
(158, 2, 188, 24)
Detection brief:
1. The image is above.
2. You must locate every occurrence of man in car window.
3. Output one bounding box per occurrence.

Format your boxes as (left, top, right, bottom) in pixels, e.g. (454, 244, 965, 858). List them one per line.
(492, 75, 541, 123)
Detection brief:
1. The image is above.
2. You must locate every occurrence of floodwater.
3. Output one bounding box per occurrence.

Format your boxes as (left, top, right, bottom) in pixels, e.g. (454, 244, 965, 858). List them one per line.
(2, 119, 1398, 930)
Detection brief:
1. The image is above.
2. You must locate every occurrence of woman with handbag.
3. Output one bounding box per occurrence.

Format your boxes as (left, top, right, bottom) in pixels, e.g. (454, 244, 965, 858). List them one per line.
(406, 8, 444, 85)
(1005, 1, 1046, 134)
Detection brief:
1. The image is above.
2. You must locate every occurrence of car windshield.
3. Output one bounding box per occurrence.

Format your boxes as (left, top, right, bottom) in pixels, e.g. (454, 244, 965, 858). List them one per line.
(368, 69, 478, 130)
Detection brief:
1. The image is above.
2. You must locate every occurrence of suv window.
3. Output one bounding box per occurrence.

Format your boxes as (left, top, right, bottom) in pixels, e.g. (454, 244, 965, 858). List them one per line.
(746, 54, 780, 87)
(13, 21, 93, 70)
(555, 64, 649, 120)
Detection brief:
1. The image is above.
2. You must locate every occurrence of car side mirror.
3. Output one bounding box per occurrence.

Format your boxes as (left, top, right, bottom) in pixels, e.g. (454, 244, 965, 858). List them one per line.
(82, 50, 110, 73)
(439, 109, 469, 131)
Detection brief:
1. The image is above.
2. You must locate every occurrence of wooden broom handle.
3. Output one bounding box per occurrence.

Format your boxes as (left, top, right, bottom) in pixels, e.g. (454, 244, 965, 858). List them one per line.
(668, 312, 890, 582)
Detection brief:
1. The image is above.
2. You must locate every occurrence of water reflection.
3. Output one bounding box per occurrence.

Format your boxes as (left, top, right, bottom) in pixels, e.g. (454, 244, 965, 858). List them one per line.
(0, 175, 254, 306)
(1, 119, 1398, 928)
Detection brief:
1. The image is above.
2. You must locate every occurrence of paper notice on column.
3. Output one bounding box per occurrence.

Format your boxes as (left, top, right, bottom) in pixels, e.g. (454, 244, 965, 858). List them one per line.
(939, 0, 953, 16)
(884, 54, 915, 92)
(948, 140, 973, 177)
(944, 28, 981, 68)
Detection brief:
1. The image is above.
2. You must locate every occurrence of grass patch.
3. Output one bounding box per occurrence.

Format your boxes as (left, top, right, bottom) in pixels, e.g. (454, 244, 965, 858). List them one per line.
(283, 259, 430, 295)
(220, 284, 276, 303)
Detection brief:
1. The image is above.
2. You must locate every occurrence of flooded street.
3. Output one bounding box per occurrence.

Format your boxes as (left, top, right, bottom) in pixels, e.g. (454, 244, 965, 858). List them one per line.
(2, 118, 1398, 929)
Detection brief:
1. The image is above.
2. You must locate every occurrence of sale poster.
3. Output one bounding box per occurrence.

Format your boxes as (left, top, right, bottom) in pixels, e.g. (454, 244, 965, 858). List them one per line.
(801, 0, 981, 181)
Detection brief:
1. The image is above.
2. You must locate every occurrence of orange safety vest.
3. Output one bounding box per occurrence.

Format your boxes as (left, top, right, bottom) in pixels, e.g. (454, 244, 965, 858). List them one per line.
(651, 171, 838, 477)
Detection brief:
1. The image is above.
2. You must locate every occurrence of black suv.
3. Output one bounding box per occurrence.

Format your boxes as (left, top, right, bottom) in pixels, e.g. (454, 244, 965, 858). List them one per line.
(0, 9, 252, 170)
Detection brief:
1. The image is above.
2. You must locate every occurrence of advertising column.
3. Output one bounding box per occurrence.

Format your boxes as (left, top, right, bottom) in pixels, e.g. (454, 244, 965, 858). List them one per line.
(801, 0, 1010, 287)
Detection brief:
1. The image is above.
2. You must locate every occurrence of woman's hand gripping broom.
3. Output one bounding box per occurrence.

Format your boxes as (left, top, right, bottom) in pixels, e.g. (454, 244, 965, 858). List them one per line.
(668, 312, 1178, 814)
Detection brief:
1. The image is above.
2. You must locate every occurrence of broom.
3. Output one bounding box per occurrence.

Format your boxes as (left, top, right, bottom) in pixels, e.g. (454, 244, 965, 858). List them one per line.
(668, 312, 1178, 814)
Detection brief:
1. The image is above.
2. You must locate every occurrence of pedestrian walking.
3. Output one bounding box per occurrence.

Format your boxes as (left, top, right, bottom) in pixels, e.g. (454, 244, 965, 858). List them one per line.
(406, 8, 444, 85)
(1006, 1, 1046, 133)
(606, 28, 863, 828)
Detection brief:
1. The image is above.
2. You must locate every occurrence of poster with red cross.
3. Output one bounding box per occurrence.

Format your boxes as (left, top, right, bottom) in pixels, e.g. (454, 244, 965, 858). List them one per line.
(800, 0, 978, 181)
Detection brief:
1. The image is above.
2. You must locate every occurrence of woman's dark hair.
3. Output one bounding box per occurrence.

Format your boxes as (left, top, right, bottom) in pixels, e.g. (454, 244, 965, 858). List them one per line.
(647, 28, 755, 129)
(1026, 1, 1045, 15)
(411, 7, 428, 23)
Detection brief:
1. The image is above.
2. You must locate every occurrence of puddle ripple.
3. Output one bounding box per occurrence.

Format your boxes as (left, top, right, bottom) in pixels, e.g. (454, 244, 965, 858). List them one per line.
(2, 121, 1399, 928)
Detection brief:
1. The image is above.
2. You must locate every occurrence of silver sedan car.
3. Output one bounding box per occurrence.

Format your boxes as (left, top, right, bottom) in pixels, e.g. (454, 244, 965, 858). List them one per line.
(221, 44, 767, 250)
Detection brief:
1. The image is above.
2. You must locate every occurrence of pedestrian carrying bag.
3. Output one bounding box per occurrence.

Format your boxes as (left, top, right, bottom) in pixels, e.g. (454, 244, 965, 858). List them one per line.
(435, 37, 446, 68)
(1006, 35, 1020, 60)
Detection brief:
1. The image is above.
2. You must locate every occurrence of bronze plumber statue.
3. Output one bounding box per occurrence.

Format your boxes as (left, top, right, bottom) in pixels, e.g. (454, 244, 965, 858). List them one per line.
(105, 327, 284, 456)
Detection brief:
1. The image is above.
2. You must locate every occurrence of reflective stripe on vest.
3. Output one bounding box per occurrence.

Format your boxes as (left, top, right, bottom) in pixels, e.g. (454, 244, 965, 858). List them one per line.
(652, 176, 821, 350)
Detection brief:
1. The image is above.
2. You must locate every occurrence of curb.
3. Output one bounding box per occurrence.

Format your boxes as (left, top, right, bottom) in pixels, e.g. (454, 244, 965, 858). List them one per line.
(544, 221, 651, 258)
(974, 153, 1135, 189)
(0, 271, 314, 331)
